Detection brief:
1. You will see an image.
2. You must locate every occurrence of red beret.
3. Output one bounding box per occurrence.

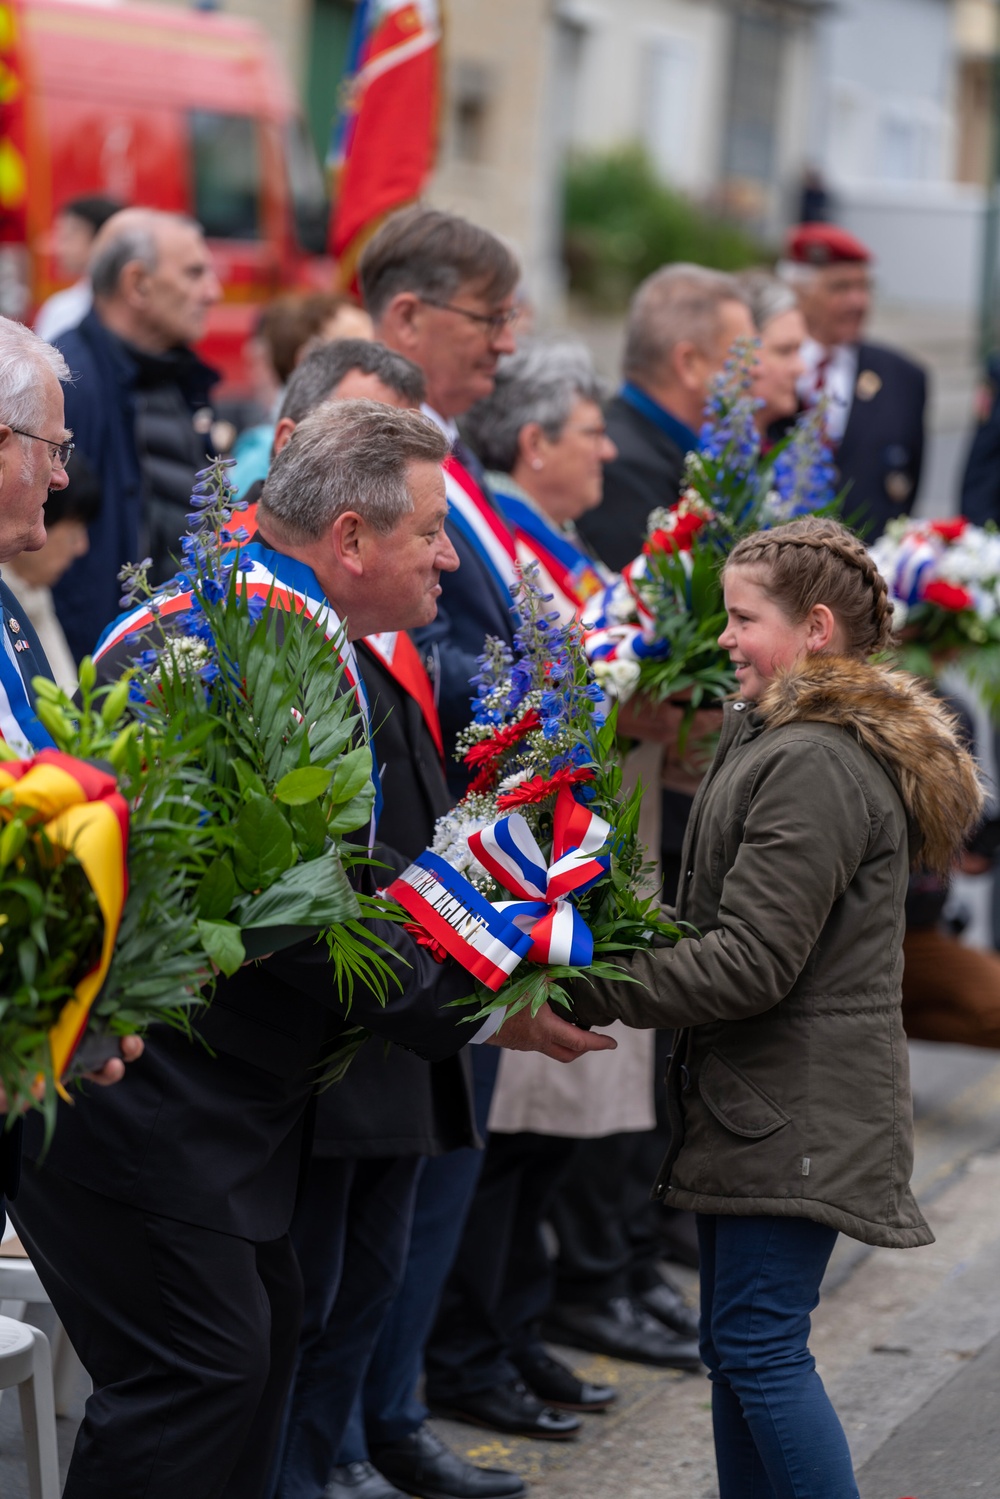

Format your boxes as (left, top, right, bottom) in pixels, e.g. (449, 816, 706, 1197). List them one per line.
(785, 223, 872, 266)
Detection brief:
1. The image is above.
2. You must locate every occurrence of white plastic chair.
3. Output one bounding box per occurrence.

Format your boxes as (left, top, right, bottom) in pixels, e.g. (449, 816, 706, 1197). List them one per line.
(0, 1315, 60, 1499)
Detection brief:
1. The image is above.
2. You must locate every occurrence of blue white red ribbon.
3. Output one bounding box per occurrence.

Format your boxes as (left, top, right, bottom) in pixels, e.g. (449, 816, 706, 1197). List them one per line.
(469, 787, 610, 966)
(387, 849, 534, 991)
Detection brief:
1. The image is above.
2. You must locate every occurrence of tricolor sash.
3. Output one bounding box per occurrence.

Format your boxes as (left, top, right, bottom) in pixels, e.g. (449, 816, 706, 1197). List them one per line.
(442, 456, 519, 606)
(0, 589, 55, 753)
(388, 850, 533, 991)
(362, 631, 444, 761)
(469, 787, 610, 967)
(0, 751, 129, 1085)
(494, 488, 607, 614)
(94, 541, 382, 834)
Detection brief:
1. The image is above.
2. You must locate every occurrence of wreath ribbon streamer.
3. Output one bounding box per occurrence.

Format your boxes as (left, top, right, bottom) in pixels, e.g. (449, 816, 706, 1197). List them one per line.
(468, 787, 610, 966)
(0, 750, 129, 1084)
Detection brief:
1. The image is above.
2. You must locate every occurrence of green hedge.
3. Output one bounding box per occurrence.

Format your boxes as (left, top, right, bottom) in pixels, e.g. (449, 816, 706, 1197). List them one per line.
(563, 145, 769, 311)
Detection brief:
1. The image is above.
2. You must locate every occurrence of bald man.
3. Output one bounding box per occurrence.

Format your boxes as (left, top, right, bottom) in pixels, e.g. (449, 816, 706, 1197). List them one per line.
(51, 208, 222, 661)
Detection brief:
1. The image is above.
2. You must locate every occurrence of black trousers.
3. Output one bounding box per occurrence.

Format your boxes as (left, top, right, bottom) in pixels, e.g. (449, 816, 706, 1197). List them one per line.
(550, 1030, 686, 1302)
(12, 1164, 303, 1499)
(274, 1155, 424, 1499)
(424, 1130, 577, 1402)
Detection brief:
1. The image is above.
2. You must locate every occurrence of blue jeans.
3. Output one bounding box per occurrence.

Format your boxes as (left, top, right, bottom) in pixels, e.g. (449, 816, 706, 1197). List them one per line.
(697, 1214, 859, 1499)
(338, 1045, 500, 1461)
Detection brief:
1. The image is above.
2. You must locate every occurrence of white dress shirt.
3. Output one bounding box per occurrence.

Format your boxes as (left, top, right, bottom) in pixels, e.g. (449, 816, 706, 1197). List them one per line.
(797, 337, 858, 444)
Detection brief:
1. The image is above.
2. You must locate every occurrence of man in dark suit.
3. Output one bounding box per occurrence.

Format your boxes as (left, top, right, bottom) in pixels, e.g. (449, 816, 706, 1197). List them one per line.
(960, 351, 1000, 524)
(779, 222, 926, 539)
(11, 402, 614, 1499)
(0, 315, 142, 1204)
(360, 207, 521, 792)
(244, 344, 523, 1499)
(577, 264, 754, 571)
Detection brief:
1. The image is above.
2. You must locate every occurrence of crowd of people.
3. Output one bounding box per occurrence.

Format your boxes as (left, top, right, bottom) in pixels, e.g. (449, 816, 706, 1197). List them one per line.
(0, 197, 996, 1499)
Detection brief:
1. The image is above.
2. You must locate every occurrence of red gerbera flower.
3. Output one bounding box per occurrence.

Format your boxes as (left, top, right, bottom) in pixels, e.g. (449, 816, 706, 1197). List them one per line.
(923, 579, 974, 612)
(496, 765, 594, 810)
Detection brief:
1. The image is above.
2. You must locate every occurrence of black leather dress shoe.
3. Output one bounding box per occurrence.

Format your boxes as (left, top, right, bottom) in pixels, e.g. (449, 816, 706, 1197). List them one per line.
(512, 1347, 617, 1412)
(371, 1424, 526, 1498)
(638, 1279, 701, 1340)
(542, 1296, 702, 1370)
(325, 1460, 408, 1499)
(428, 1377, 580, 1441)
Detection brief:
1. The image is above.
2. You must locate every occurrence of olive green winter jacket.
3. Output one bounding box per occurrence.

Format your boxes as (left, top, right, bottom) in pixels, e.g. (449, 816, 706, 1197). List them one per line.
(573, 655, 984, 1248)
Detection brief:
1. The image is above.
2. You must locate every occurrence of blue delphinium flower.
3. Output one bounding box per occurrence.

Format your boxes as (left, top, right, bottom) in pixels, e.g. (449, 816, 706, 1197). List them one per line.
(771, 403, 837, 518)
(699, 337, 763, 479)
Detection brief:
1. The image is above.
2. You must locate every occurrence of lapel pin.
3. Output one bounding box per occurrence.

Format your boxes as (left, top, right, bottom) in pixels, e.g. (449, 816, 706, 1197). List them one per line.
(7, 615, 20, 633)
(856, 370, 882, 401)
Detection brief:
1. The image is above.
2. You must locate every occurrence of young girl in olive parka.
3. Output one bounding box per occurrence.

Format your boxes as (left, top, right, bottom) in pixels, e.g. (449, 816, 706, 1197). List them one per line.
(571, 516, 984, 1499)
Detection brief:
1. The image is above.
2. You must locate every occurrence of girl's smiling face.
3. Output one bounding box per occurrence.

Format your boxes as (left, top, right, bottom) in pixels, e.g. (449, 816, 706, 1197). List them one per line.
(719, 566, 837, 700)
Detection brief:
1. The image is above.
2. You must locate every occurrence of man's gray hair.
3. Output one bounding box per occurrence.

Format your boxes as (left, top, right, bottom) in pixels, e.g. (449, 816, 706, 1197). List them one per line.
(462, 339, 608, 474)
(735, 270, 798, 332)
(0, 316, 70, 431)
(90, 209, 202, 299)
(623, 263, 747, 386)
(277, 339, 425, 425)
(775, 258, 820, 293)
(259, 399, 449, 542)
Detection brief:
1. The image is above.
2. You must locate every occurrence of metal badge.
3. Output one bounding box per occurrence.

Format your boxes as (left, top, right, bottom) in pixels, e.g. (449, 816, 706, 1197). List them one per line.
(885, 470, 913, 503)
(855, 369, 883, 401)
(7, 615, 20, 633)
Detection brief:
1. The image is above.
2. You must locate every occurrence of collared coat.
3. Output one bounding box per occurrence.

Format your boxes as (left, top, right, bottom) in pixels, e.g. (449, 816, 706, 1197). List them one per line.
(571, 655, 983, 1249)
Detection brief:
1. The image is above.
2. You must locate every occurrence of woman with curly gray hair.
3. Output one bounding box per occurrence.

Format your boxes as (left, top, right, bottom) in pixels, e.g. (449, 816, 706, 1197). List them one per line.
(462, 339, 617, 621)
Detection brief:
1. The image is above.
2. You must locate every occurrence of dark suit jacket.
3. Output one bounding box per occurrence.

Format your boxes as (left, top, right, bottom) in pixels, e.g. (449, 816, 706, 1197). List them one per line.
(310, 643, 477, 1160)
(24, 865, 475, 1241)
(52, 311, 216, 662)
(960, 352, 1000, 525)
(413, 520, 516, 795)
(829, 342, 926, 539)
(23, 605, 478, 1240)
(576, 394, 688, 570)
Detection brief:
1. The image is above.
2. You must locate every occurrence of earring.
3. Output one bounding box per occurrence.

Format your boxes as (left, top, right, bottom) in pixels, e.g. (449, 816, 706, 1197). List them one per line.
(531, 459, 543, 470)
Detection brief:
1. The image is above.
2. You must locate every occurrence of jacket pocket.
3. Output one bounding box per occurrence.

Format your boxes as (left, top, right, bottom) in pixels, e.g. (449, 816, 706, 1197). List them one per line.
(698, 1049, 791, 1139)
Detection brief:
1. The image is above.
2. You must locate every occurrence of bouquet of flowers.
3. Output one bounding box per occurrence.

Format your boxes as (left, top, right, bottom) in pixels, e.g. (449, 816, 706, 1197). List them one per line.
(387, 567, 683, 1023)
(870, 515, 1000, 712)
(582, 339, 837, 706)
(1, 459, 397, 1125)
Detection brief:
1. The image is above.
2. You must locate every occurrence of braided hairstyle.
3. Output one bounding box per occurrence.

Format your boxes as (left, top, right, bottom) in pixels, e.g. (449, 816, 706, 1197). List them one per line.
(724, 517, 894, 657)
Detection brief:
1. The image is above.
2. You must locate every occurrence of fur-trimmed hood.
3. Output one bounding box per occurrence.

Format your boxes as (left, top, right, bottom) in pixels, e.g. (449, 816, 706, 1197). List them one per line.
(757, 654, 985, 875)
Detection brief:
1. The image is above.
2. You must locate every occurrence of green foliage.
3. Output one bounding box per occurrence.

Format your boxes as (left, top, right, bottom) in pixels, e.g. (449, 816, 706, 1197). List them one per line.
(563, 144, 768, 311)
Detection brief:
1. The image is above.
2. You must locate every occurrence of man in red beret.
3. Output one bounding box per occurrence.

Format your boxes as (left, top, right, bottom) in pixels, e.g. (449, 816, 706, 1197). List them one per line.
(779, 223, 926, 537)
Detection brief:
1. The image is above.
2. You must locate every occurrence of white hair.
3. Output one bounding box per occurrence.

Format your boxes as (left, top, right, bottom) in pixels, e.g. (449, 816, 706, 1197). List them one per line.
(776, 259, 820, 292)
(0, 316, 70, 431)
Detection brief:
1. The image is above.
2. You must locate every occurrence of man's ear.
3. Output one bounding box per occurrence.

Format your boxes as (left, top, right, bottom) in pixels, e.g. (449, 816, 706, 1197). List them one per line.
(117, 259, 149, 309)
(272, 418, 296, 457)
(672, 339, 702, 393)
(377, 292, 422, 353)
(331, 511, 365, 577)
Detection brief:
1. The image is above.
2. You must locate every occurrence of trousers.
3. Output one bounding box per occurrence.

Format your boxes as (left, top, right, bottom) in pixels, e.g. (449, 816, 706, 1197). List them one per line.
(12, 1164, 302, 1499)
(274, 1155, 424, 1499)
(697, 1214, 858, 1499)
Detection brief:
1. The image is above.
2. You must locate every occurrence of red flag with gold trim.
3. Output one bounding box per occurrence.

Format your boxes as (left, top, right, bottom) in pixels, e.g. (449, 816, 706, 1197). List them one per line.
(329, 0, 442, 290)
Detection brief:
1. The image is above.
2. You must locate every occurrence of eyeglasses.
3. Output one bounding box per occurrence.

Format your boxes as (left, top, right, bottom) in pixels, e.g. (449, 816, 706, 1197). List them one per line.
(8, 426, 74, 468)
(420, 298, 521, 336)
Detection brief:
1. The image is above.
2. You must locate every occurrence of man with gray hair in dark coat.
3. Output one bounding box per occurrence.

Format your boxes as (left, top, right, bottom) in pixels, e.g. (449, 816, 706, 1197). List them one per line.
(51, 207, 222, 662)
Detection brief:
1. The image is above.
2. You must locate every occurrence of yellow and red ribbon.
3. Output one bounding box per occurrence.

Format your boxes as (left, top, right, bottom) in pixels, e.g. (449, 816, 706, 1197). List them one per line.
(0, 750, 129, 1084)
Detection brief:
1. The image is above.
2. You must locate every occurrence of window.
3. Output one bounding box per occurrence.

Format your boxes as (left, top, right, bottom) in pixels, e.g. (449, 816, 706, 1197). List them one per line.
(189, 111, 260, 240)
(284, 118, 330, 256)
(642, 37, 697, 187)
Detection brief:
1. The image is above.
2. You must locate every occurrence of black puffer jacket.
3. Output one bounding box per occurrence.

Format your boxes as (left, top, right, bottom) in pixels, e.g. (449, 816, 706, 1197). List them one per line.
(129, 343, 217, 582)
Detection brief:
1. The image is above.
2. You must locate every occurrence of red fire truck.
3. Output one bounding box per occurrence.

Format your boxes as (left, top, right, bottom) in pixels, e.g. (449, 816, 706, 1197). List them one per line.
(0, 0, 334, 389)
